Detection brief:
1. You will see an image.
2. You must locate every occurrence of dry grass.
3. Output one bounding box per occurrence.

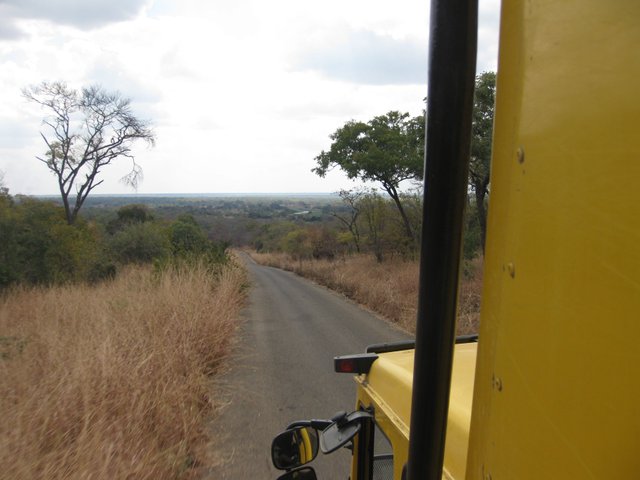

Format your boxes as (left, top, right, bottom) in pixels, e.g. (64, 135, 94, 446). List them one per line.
(250, 252, 482, 335)
(0, 262, 246, 480)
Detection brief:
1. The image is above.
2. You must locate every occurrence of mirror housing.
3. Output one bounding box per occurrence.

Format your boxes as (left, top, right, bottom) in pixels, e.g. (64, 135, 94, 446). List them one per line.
(320, 410, 373, 454)
(272, 426, 319, 470)
(276, 467, 318, 480)
(278, 467, 318, 480)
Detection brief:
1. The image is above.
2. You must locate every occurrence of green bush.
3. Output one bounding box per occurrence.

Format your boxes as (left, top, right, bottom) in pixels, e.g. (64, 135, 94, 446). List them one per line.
(106, 204, 154, 234)
(0, 198, 229, 288)
(0, 198, 104, 286)
(169, 215, 209, 255)
(87, 260, 117, 284)
(108, 222, 171, 265)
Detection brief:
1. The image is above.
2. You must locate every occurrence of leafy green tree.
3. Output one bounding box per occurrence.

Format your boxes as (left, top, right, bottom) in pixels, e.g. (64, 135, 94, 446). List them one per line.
(278, 226, 339, 260)
(281, 229, 312, 260)
(107, 204, 154, 234)
(43, 220, 102, 284)
(109, 222, 170, 264)
(116, 204, 154, 224)
(469, 71, 496, 251)
(169, 215, 209, 255)
(313, 111, 424, 241)
(254, 221, 298, 252)
(1, 198, 103, 285)
(23, 82, 156, 225)
(14, 199, 71, 283)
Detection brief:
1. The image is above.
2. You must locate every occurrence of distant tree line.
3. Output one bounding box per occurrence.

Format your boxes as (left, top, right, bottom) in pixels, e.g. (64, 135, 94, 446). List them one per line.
(251, 187, 481, 262)
(0, 187, 228, 289)
(251, 72, 495, 263)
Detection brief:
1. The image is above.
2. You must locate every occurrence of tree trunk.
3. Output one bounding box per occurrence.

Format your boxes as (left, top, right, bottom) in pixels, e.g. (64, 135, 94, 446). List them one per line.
(386, 185, 414, 242)
(474, 178, 489, 253)
(350, 223, 361, 253)
(59, 184, 74, 225)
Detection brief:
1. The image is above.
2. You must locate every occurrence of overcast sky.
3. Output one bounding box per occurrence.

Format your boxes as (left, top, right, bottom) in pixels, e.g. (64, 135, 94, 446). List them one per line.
(0, 0, 500, 195)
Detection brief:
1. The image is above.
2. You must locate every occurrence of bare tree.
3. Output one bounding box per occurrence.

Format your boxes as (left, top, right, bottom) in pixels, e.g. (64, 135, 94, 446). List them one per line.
(23, 81, 156, 224)
(331, 188, 365, 253)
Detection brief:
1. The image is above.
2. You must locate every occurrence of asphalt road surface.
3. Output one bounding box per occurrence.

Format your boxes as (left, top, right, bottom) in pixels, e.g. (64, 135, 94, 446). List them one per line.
(207, 253, 412, 480)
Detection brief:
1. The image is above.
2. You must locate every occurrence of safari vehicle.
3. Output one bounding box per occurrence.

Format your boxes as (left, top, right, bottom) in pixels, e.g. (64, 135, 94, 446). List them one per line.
(270, 0, 639, 479)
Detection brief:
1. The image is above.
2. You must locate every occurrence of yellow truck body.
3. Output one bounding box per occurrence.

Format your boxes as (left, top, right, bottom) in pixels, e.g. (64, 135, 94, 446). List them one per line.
(467, 1, 640, 478)
(355, 344, 477, 480)
(352, 1, 640, 479)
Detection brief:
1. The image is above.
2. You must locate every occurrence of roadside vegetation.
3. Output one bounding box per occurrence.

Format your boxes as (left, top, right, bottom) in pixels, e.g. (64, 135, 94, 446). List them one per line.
(243, 186, 484, 336)
(0, 193, 228, 289)
(0, 186, 246, 479)
(0, 262, 245, 479)
(245, 72, 495, 334)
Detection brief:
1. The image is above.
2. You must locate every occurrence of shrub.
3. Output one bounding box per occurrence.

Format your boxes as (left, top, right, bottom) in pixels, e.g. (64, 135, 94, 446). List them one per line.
(108, 222, 171, 264)
(169, 215, 209, 255)
(0, 198, 103, 286)
(106, 204, 154, 234)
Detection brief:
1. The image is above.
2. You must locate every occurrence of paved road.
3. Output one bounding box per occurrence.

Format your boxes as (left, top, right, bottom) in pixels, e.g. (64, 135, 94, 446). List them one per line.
(207, 253, 412, 479)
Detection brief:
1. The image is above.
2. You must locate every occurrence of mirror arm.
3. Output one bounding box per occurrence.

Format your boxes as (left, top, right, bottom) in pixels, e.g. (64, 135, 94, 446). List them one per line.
(286, 420, 312, 429)
(344, 410, 374, 424)
(286, 419, 332, 431)
(311, 419, 333, 430)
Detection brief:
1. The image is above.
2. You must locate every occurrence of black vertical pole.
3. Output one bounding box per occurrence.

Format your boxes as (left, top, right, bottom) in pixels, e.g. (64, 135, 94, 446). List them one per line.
(407, 0, 477, 479)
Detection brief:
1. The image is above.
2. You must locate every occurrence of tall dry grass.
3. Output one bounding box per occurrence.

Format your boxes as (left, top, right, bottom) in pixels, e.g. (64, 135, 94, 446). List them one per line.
(250, 252, 482, 335)
(0, 262, 246, 480)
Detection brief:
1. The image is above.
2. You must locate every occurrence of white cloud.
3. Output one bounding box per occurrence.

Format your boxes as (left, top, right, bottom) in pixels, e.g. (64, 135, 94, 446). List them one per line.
(0, 0, 149, 31)
(291, 30, 428, 85)
(0, 0, 501, 195)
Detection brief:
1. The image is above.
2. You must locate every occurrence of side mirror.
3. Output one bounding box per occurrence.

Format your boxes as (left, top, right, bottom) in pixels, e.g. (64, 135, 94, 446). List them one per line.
(272, 426, 319, 470)
(320, 410, 373, 454)
(276, 467, 318, 480)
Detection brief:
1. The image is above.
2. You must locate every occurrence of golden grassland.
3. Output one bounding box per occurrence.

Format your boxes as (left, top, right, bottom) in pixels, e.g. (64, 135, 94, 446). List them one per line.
(0, 262, 246, 480)
(249, 252, 483, 335)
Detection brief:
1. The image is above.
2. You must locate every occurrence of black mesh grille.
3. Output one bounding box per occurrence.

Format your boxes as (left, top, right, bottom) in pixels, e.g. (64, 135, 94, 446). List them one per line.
(373, 454, 394, 480)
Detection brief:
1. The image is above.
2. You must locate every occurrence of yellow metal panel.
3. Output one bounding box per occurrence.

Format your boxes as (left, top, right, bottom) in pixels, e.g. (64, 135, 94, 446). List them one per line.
(356, 351, 413, 480)
(356, 344, 477, 479)
(467, 1, 640, 479)
(442, 344, 477, 480)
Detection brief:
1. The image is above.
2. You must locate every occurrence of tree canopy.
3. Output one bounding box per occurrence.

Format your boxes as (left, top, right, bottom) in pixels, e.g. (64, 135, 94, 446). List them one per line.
(469, 71, 496, 250)
(23, 82, 156, 224)
(312, 75, 495, 255)
(313, 111, 424, 241)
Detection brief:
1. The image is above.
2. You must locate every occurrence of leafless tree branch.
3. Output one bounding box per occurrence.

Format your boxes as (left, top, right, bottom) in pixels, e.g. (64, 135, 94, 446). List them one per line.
(23, 81, 156, 224)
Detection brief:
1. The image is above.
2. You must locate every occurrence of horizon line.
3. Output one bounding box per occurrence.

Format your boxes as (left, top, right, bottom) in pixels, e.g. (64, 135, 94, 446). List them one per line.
(32, 192, 340, 197)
